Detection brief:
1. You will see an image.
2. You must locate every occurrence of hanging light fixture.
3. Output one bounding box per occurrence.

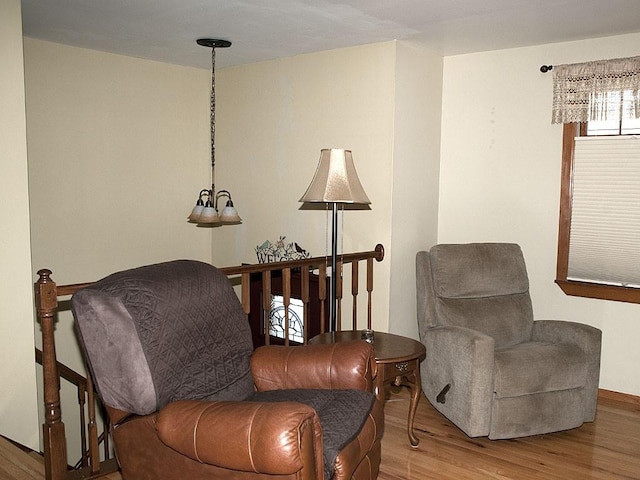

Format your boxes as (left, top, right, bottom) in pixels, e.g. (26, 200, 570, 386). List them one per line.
(188, 38, 241, 226)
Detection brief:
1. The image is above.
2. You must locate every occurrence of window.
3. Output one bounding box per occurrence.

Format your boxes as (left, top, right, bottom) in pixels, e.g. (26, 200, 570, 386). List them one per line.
(557, 125, 640, 301)
(553, 56, 640, 303)
(586, 91, 640, 135)
(268, 295, 305, 343)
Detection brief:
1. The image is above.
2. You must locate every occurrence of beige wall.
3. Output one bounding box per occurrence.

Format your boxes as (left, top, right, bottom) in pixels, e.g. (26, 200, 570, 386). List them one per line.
(22, 36, 439, 454)
(215, 40, 442, 336)
(0, 0, 39, 450)
(24, 38, 214, 456)
(23, 35, 442, 354)
(438, 32, 640, 396)
(216, 42, 401, 331)
(25, 39, 214, 285)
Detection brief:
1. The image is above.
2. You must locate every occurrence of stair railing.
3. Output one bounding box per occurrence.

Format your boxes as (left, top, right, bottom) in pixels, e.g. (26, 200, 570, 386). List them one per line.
(34, 348, 118, 478)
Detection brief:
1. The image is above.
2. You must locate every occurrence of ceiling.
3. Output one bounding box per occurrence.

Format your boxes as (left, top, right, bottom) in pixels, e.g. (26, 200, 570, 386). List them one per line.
(20, 0, 640, 70)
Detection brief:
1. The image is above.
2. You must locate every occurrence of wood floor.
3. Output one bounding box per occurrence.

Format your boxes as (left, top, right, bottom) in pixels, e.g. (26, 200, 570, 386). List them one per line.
(0, 435, 45, 480)
(380, 388, 640, 480)
(3, 388, 639, 479)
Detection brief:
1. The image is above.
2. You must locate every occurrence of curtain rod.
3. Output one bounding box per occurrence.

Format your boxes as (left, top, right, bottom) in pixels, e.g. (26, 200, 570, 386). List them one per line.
(540, 65, 553, 73)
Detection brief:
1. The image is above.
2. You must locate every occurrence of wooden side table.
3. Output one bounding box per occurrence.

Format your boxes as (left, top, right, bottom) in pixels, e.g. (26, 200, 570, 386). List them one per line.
(309, 330, 426, 447)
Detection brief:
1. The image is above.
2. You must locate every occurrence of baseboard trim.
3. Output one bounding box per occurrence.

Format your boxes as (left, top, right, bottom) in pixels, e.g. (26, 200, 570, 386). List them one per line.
(598, 388, 640, 406)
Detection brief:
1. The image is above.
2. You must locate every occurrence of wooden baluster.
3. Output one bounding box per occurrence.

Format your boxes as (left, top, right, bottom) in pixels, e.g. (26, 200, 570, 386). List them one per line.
(103, 413, 110, 462)
(35, 269, 68, 480)
(282, 268, 291, 346)
(351, 260, 359, 330)
(86, 373, 100, 474)
(262, 271, 271, 345)
(319, 264, 327, 334)
(367, 257, 374, 329)
(336, 259, 343, 331)
(301, 267, 310, 344)
(241, 273, 251, 316)
(77, 382, 87, 468)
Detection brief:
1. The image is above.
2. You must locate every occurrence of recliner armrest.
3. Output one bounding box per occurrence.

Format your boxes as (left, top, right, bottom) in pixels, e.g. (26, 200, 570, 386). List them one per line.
(156, 399, 322, 476)
(531, 320, 602, 421)
(251, 341, 376, 392)
(421, 325, 495, 437)
(532, 320, 601, 356)
(423, 325, 495, 366)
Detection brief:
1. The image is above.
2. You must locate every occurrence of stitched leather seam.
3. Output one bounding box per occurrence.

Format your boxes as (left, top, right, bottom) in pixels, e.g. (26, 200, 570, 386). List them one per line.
(329, 344, 337, 389)
(370, 411, 377, 448)
(247, 405, 261, 472)
(111, 412, 137, 429)
(284, 348, 294, 388)
(192, 404, 210, 463)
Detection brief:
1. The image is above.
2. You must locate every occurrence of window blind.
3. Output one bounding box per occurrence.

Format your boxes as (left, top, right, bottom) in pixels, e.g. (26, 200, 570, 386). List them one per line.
(568, 135, 640, 286)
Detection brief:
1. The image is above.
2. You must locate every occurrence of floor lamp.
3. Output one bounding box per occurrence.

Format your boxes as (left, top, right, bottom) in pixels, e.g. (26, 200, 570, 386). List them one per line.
(299, 149, 371, 332)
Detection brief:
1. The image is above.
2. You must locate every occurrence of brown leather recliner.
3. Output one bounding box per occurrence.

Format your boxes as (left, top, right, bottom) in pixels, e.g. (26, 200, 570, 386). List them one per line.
(71, 260, 383, 480)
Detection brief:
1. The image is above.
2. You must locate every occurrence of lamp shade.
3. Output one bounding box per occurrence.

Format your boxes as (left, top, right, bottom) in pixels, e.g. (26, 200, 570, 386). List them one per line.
(198, 203, 220, 224)
(299, 149, 371, 204)
(188, 202, 205, 223)
(220, 202, 242, 223)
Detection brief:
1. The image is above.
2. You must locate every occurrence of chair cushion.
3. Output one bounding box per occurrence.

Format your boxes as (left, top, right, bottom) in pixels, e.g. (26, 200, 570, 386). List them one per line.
(430, 243, 530, 298)
(436, 294, 533, 348)
(430, 243, 534, 347)
(251, 389, 375, 480)
(73, 260, 255, 415)
(494, 342, 588, 398)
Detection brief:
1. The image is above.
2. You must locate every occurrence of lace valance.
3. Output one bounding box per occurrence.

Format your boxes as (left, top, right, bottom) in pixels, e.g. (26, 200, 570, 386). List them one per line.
(552, 55, 640, 124)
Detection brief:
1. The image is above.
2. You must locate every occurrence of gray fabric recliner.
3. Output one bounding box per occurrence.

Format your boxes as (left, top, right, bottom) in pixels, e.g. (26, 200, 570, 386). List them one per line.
(416, 243, 602, 439)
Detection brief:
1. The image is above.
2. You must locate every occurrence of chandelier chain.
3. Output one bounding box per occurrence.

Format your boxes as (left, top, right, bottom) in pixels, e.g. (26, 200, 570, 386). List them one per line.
(210, 47, 216, 190)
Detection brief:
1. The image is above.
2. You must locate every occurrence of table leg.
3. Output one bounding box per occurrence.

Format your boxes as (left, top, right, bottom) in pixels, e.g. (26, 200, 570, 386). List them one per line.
(405, 367, 421, 447)
(392, 364, 422, 447)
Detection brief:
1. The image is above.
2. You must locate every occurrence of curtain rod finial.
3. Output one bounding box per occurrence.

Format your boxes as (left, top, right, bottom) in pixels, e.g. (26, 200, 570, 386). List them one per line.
(540, 65, 553, 73)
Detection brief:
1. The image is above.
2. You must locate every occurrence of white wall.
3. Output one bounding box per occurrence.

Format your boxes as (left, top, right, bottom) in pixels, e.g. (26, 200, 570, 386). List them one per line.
(438, 32, 640, 396)
(0, 0, 40, 449)
(388, 41, 442, 338)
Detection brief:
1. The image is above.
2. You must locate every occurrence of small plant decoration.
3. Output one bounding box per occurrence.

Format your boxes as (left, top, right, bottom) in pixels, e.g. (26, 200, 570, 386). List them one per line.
(255, 236, 310, 263)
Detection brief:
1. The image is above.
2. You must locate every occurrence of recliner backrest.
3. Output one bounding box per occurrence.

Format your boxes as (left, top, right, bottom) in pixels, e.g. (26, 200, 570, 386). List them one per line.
(72, 260, 255, 415)
(429, 243, 534, 348)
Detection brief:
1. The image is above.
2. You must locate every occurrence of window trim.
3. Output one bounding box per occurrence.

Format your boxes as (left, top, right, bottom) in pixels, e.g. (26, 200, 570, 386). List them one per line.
(555, 122, 640, 304)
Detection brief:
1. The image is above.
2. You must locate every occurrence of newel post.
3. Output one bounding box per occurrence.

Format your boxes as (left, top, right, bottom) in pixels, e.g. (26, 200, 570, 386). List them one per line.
(35, 269, 68, 480)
